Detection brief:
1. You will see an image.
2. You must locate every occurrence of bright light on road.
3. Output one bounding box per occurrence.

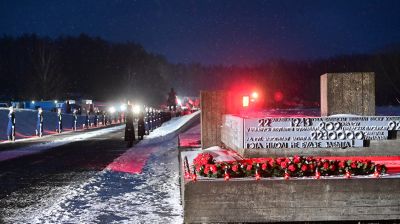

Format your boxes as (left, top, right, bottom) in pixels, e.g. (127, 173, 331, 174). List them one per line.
(31, 100, 35, 104)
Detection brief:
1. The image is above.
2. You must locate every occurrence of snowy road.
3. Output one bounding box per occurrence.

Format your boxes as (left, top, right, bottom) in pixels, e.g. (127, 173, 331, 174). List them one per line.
(0, 112, 199, 223)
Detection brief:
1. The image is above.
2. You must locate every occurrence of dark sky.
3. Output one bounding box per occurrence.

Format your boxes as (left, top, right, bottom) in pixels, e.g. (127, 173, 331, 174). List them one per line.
(1, 0, 400, 65)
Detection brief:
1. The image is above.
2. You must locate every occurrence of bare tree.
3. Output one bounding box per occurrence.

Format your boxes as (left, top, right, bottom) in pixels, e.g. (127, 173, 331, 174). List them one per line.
(31, 38, 63, 99)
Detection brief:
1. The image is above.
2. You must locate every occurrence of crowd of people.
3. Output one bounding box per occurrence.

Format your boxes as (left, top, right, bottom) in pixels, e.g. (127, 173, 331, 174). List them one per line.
(124, 104, 173, 147)
(124, 88, 178, 147)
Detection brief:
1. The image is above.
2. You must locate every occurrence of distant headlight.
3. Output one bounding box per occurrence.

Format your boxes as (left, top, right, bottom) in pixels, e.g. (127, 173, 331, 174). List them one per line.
(133, 105, 141, 114)
(109, 106, 116, 114)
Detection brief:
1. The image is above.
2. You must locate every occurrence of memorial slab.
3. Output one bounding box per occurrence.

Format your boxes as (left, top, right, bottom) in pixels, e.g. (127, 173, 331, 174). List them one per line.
(321, 72, 375, 116)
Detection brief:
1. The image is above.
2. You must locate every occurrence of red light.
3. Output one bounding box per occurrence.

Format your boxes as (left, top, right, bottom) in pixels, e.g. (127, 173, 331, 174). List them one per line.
(251, 92, 258, 99)
(242, 96, 249, 107)
(274, 91, 284, 102)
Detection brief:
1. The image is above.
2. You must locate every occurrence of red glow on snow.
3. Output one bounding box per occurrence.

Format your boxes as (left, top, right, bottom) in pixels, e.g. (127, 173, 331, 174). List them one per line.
(44, 129, 58, 134)
(107, 146, 156, 174)
(15, 132, 35, 138)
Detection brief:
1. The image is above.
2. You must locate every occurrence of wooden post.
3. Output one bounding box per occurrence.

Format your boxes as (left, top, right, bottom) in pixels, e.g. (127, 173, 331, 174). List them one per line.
(321, 72, 375, 116)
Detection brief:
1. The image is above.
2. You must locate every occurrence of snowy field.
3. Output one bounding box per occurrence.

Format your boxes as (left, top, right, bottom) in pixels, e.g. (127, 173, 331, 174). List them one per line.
(2, 111, 199, 223)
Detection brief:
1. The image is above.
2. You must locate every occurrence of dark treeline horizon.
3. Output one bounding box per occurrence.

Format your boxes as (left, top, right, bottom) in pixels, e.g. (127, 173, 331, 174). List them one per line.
(0, 33, 399, 106)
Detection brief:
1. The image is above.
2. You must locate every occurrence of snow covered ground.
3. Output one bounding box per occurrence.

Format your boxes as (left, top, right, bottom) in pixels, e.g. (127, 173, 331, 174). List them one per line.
(0, 125, 125, 162)
(2, 111, 199, 223)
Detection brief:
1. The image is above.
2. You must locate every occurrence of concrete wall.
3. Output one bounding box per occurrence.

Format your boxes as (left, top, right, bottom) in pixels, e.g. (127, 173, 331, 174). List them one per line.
(321, 72, 375, 116)
(201, 91, 228, 149)
(221, 115, 243, 150)
(183, 178, 400, 223)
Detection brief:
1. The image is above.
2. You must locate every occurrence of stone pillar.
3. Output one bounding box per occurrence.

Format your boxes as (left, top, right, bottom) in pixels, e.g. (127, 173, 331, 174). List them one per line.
(201, 90, 228, 149)
(321, 72, 375, 116)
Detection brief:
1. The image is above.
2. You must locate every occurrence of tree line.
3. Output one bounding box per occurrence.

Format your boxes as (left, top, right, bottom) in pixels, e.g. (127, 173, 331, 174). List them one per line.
(0, 33, 399, 106)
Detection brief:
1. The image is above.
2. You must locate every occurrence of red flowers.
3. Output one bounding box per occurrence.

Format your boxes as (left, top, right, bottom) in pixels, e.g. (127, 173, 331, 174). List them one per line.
(193, 153, 214, 167)
(232, 165, 238, 172)
(261, 163, 268, 171)
(246, 164, 253, 171)
(210, 165, 217, 174)
(288, 164, 296, 172)
(330, 165, 336, 171)
(192, 153, 387, 179)
(203, 165, 210, 175)
(293, 155, 301, 164)
(301, 164, 308, 172)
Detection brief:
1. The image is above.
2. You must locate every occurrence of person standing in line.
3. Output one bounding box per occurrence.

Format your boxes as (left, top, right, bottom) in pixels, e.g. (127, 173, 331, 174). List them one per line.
(145, 107, 150, 135)
(149, 107, 154, 132)
(56, 108, 63, 133)
(137, 108, 145, 140)
(103, 111, 107, 126)
(94, 111, 99, 127)
(85, 110, 90, 129)
(36, 107, 44, 137)
(124, 102, 135, 147)
(7, 106, 15, 141)
(167, 88, 177, 111)
(72, 109, 78, 131)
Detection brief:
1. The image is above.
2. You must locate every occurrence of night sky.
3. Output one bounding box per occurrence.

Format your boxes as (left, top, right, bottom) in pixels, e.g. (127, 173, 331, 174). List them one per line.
(1, 0, 400, 65)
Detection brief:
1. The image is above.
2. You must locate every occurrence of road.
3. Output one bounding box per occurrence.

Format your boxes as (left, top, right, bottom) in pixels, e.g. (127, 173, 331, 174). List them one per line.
(0, 114, 199, 223)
